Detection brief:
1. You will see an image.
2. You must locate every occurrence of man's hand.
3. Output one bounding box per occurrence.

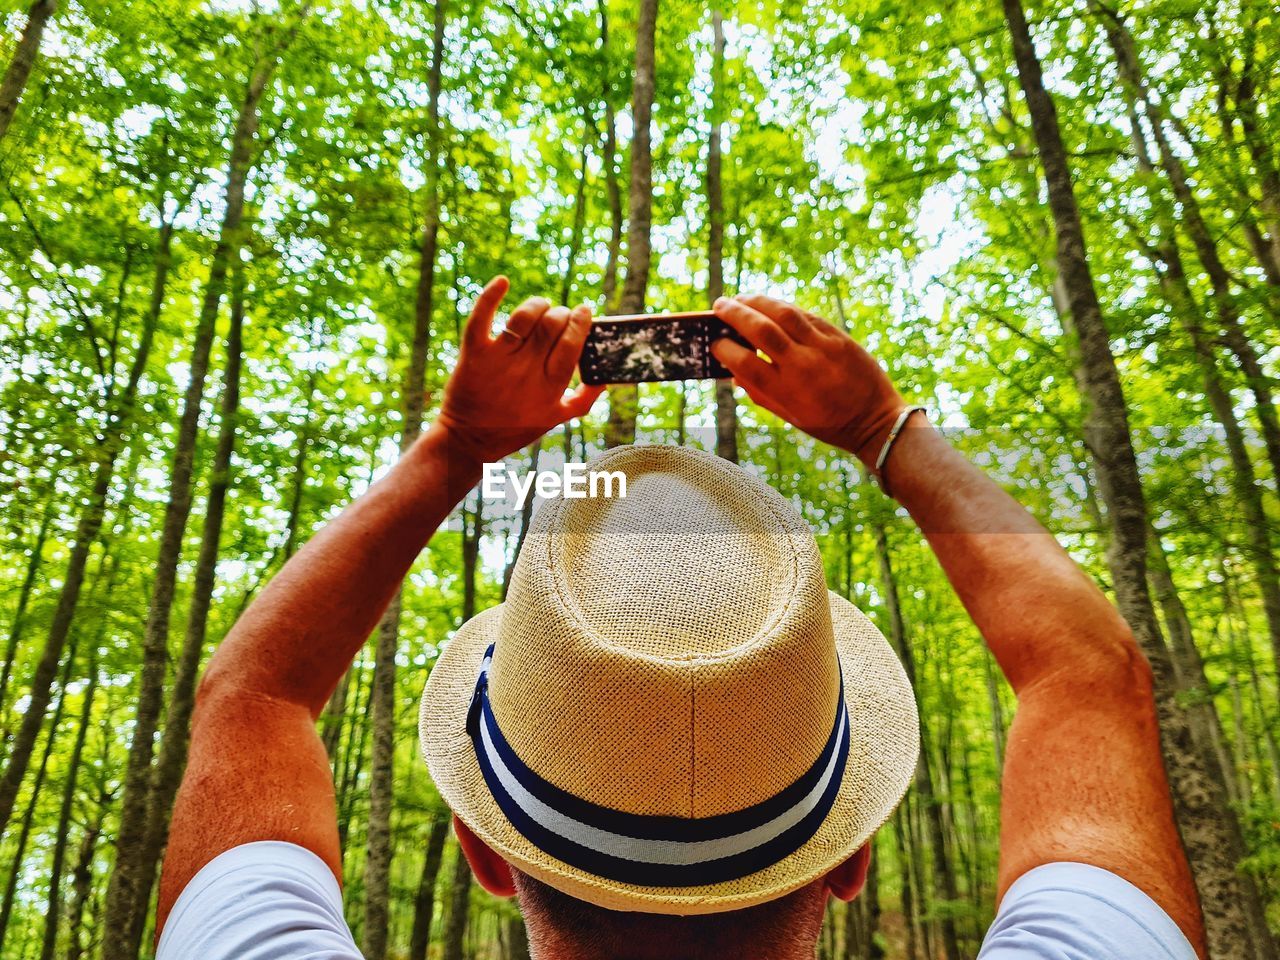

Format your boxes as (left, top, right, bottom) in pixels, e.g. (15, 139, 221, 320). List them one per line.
(709, 294, 906, 466)
(436, 276, 604, 466)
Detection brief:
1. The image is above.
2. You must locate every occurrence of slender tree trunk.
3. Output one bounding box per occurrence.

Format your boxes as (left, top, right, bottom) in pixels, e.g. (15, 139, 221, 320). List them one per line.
(506, 914, 531, 960)
(280, 367, 318, 563)
(0, 206, 172, 835)
(0, 497, 53, 721)
(707, 7, 737, 463)
(42, 549, 125, 960)
(503, 440, 542, 598)
(116, 259, 247, 953)
(435, 501, 483, 960)
(863, 848, 884, 958)
(1149, 541, 1242, 807)
(890, 808, 918, 960)
(365, 3, 446, 954)
(338, 656, 373, 857)
(597, 0, 623, 311)
(1004, 1, 1264, 955)
(0, 632, 76, 952)
(907, 797, 931, 960)
(0, 0, 57, 141)
(101, 46, 283, 955)
(39, 643, 98, 960)
(604, 0, 659, 448)
(872, 522, 960, 960)
(560, 118, 592, 307)
(983, 654, 1006, 774)
(408, 816, 450, 960)
(439, 842, 474, 960)
(64, 808, 101, 960)
(321, 668, 352, 760)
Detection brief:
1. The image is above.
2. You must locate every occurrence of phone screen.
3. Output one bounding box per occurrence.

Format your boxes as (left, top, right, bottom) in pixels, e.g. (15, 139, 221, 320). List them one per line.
(578, 312, 751, 385)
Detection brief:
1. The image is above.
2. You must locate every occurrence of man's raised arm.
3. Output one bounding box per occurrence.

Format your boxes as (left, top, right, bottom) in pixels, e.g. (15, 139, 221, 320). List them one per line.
(711, 294, 1206, 957)
(156, 277, 602, 935)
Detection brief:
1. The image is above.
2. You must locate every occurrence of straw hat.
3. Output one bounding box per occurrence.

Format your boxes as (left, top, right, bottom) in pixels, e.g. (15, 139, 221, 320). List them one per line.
(419, 444, 918, 915)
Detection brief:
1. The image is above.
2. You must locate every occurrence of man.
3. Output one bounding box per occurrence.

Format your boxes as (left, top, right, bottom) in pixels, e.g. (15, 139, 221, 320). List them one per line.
(155, 277, 1204, 959)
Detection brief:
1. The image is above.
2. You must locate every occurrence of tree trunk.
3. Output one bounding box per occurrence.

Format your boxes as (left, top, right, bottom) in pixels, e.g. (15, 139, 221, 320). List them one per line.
(321, 668, 352, 760)
(560, 118, 592, 307)
(0, 631, 76, 952)
(983, 654, 1006, 774)
(408, 816, 451, 960)
(364, 2, 446, 953)
(854, 847, 884, 959)
(1004, 1, 1264, 955)
(0, 206, 172, 835)
(503, 440, 542, 598)
(39, 642, 98, 960)
(1148, 541, 1243, 809)
(64, 809, 102, 960)
(604, 0, 659, 448)
(439, 842, 474, 960)
(597, 0, 623, 311)
(707, 7, 737, 464)
(434, 501, 484, 960)
(0, 0, 57, 141)
(872, 523, 960, 960)
(338, 656, 373, 857)
(0, 497, 53, 721)
(100, 47, 281, 956)
(891, 806, 920, 960)
(42, 550, 125, 960)
(506, 915, 531, 960)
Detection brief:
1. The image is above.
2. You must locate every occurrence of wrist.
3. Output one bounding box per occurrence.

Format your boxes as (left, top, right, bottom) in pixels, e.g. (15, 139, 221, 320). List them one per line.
(842, 397, 909, 469)
(870, 406, 929, 498)
(415, 421, 487, 491)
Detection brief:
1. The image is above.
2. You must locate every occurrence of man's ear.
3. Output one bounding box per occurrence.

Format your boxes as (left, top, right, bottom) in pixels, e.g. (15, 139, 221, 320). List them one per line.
(824, 842, 872, 902)
(453, 814, 517, 897)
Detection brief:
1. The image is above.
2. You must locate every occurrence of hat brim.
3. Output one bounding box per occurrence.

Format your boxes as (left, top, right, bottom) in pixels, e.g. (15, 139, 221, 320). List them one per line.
(419, 591, 919, 915)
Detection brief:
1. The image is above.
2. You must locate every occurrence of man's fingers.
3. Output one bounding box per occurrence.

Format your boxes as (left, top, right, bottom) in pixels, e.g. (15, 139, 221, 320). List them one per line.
(558, 383, 606, 420)
(502, 296, 552, 346)
(735, 293, 818, 343)
(527, 304, 571, 353)
(464, 276, 510, 350)
(547, 304, 592, 382)
(711, 337, 780, 397)
(713, 297, 793, 360)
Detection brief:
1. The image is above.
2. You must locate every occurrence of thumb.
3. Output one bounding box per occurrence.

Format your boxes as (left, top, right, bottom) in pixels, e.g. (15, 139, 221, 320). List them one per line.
(558, 384, 606, 421)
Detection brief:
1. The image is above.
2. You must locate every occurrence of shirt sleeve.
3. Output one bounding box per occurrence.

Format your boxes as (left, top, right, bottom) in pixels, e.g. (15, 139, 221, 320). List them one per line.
(155, 841, 364, 960)
(978, 862, 1197, 960)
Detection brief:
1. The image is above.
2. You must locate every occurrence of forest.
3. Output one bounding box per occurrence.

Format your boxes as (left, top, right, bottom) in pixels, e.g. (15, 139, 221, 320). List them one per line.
(1, 0, 1279, 957)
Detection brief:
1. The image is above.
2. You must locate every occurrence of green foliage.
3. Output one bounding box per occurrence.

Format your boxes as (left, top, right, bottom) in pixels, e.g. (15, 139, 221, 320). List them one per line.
(1, 0, 1279, 957)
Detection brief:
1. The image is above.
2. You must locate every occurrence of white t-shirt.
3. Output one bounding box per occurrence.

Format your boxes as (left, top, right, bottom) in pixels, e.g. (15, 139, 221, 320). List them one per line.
(155, 841, 1197, 959)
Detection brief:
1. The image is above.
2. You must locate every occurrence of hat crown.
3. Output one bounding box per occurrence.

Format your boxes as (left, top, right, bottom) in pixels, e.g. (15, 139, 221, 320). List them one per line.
(491, 445, 840, 819)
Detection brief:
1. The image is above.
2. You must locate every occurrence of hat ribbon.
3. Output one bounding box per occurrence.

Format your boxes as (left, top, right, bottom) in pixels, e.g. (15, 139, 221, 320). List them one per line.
(465, 643, 851, 887)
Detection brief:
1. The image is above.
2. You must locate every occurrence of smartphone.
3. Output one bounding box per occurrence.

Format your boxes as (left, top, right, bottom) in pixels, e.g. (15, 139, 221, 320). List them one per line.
(579, 311, 751, 385)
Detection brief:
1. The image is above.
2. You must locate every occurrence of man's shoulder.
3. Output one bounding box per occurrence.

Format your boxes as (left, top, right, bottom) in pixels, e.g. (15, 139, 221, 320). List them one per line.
(978, 862, 1197, 960)
(156, 841, 363, 960)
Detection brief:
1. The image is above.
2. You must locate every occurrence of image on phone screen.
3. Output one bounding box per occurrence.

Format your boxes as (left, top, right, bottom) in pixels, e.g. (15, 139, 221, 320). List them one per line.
(579, 313, 751, 385)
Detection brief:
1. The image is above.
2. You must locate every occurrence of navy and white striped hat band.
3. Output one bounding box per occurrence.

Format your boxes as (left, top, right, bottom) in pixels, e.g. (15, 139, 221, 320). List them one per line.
(465, 643, 852, 888)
